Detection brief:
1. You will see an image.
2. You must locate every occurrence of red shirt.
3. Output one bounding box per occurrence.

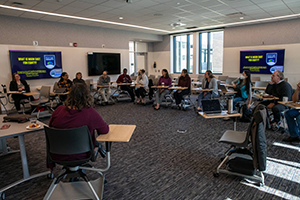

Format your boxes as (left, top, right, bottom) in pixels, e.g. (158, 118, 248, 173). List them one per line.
(178, 76, 191, 89)
(47, 105, 109, 169)
(116, 74, 132, 83)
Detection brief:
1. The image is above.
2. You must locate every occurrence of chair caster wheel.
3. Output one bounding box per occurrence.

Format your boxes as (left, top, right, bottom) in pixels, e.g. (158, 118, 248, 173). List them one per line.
(213, 173, 220, 178)
(47, 173, 54, 179)
(0, 192, 5, 200)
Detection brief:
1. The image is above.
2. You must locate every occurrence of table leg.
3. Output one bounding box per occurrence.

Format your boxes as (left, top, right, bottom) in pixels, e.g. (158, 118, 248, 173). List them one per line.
(233, 117, 237, 131)
(18, 135, 30, 179)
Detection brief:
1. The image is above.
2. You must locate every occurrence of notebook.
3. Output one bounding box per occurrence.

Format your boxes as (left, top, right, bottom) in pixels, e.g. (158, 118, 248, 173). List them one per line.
(202, 99, 222, 114)
(54, 88, 66, 93)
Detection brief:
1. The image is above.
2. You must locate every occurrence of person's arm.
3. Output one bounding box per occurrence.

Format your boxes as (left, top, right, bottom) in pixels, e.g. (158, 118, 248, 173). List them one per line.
(247, 83, 252, 108)
(91, 109, 109, 134)
(127, 75, 132, 83)
(99, 76, 104, 85)
(108, 76, 111, 85)
(279, 82, 292, 101)
(21, 80, 30, 92)
(168, 77, 172, 87)
(211, 78, 218, 94)
(9, 81, 17, 91)
(116, 75, 122, 83)
(292, 83, 300, 102)
(157, 77, 162, 86)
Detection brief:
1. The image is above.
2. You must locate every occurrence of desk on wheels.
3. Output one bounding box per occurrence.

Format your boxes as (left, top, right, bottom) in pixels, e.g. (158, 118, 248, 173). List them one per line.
(278, 101, 300, 109)
(0, 115, 50, 198)
(197, 111, 242, 131)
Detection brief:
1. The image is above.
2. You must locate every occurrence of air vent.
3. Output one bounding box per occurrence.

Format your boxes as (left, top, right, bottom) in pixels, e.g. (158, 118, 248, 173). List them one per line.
(170, 22, 186, 27)
(12, 2, 23, 6)
(153, 13, 163, 16)
(186, 26, 198, 29)
(226, 12, 245, 18)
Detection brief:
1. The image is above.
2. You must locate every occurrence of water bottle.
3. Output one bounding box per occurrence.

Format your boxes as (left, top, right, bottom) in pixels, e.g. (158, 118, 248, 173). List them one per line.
(2, 84, 7, 93)
(162, 82, 165, 87)
(228, 98, 233, 114)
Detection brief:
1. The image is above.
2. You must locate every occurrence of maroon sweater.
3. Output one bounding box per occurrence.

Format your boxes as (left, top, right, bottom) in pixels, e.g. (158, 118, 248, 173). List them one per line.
(116, 74, 132, 83)
(48, 105, 109, 169)
(178, 76, 191, 90)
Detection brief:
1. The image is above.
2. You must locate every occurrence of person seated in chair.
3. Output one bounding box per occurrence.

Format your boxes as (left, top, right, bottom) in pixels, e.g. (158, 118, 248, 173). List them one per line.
(57, 72, 73, 102)
(173, 69, 191, 109)
(197, 70, 218, 111)
(98, 71, 112, 105)
(261, 70, 293, 130)
(48, 83, 109, 169)
(9, 73, 34, 113)
(232, 70, 252, 110)
(135, 69, 149, 104)
(283, 82, 300, 143)
(73, 72, 85, 84)
(116, 68, 135, 102)
(154, 69, 172, 110)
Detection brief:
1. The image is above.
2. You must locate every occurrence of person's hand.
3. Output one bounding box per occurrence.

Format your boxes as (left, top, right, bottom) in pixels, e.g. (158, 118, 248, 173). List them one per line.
(160, 89, 164, 93)
(267, 103, 275, 109)
(232, 83, 236, 88)
(297, 82, 300, 91)
(247, 104, 251, 109)
(178, 90, 182, 93)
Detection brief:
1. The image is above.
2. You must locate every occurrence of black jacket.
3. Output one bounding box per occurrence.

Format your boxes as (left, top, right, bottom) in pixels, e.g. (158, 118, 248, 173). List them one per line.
(9, 79, 30, 92)
(265, 81, 293, 101)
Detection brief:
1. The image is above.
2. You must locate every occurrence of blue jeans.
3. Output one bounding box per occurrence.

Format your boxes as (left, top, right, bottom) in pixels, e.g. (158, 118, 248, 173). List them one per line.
(233, 97, 246, 110)
(197, 92, 216, 108)
(285, 109, 300, 138)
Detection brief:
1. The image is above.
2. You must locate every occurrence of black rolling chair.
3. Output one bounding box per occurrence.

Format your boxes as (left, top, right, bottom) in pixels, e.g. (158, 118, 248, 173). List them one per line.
(44, 126, 106, 200)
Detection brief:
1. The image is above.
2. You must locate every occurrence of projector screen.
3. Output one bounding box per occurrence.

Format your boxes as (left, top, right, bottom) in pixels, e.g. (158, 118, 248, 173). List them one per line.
(240, 49, 285, 74)
(9, 50, 63, 80)
(88, 52, 121, 76)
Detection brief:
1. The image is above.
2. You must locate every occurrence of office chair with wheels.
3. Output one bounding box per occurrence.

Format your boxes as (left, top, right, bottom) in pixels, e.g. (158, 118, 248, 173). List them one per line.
(44, 126, 107, 200)
(214, 104, 267, 186)
(30, 86, 53, 118)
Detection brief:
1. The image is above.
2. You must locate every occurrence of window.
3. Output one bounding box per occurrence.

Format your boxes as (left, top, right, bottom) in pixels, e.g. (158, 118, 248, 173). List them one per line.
(199, 31, 223, 74)
(173, 34, 193, 73)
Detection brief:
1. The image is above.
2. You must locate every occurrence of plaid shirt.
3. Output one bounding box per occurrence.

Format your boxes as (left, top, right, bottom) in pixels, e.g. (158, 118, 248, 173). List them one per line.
(57, 80, 73, 91)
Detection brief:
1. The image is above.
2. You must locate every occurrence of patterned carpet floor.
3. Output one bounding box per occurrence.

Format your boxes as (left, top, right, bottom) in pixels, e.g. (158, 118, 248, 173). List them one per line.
(0, 97, 299, 200)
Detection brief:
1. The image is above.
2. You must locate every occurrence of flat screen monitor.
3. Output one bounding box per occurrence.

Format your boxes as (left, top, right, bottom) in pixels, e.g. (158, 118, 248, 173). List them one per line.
(88, 52, 121, 75)
(240, 49, 285, 74)
(9, 50, 63, 80)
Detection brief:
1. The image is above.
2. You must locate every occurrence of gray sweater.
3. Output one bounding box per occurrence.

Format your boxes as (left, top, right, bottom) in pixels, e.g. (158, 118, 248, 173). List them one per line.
(202, 77, 218, 96)
(98, 75, 111, 86)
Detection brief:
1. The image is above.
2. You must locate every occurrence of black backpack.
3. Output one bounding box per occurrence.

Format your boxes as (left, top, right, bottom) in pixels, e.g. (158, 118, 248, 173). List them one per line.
(240, 104, 252, 122)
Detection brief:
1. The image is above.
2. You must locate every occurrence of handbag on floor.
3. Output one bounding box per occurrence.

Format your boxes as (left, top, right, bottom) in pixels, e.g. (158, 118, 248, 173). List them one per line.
(3, 114, 35, 123)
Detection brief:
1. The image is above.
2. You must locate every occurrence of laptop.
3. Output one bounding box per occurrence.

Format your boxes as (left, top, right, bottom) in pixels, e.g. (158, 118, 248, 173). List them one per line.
(202, 99, 222, 114)
(219, 84, 234, 93)
(54, 88, 66, 93)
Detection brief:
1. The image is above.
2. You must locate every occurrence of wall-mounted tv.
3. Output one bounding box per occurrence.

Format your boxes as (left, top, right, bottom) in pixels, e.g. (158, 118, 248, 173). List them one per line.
(240, 49, 285, 74)
(88, 52, 121, 76)
(9, 50, 62, 80)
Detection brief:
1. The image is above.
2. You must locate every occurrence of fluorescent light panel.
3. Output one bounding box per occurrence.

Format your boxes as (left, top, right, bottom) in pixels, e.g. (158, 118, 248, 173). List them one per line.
(0, 4, 300, 34)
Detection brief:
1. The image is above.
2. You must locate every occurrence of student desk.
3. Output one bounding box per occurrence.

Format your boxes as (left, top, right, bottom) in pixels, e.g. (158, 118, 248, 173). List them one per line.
(151, 86, 170, 89)
(169, 86, 188, 90)
(278, 101, 300, 109)
(254, 94, 279, 101)
(0, 115, 50, 198)
(252, 86, 266, 90)
(197, 111, 242, 131)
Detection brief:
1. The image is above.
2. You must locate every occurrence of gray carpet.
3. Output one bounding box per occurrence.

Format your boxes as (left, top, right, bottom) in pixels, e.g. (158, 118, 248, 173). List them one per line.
(0, 98, 300, 200)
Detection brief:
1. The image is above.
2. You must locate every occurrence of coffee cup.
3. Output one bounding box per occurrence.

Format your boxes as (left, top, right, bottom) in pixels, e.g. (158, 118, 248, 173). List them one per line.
(283, 96, 288, 103)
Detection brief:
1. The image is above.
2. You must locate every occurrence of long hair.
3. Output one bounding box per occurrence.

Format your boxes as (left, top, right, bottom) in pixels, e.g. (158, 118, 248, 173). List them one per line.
(162, 69, 169, 79)
(12, 73, 18, 82)
(64, 83, 93, 111)
(180, 69, 189, 81)
(243, 70, 251, 93)
(206, 70, 214, 79)
(75, 72, 82, 79)
(59, 72, 68, 82)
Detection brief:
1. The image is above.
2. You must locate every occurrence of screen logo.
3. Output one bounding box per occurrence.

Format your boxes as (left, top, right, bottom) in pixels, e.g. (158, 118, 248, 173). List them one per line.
(50, 69, 62, 78)
(44, 55, 56, 69)
(266, 53, 277, 66)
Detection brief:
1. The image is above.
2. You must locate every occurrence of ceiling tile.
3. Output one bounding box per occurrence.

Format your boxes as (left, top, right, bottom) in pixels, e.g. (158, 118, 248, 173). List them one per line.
(67, 1, 96, 9)
(39, 15, 64, 21)
(0, 8, 25, 16)
(55, 6, 84, 15)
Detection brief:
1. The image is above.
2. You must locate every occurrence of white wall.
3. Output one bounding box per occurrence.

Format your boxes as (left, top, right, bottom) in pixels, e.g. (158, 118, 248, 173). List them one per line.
(148, 51, 170, 77)
(0, 44, 129, 90)
(223, 43, 300, 88)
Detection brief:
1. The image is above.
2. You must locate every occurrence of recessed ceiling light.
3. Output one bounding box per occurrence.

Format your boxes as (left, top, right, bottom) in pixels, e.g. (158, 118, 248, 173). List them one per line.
(240, 17, 244, 20)
(172, 27, 175, 29)
(119, 16, 123, 19)
(177, 2, 180, 5)
(139, 40, 143, 41)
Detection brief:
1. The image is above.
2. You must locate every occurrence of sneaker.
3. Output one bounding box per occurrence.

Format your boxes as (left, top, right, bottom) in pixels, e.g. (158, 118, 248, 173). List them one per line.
(282, 136, 300, 142)
(271, 121, 281, 131)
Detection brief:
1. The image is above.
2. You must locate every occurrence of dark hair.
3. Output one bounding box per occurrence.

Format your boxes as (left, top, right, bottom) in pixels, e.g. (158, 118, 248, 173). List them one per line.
(123, 68, 127, 72)
(206, 70, 214, 79)
(275, 70, 284, 80)
(162, 69, 169, 79)
(64, 83, 93, 111)
(12, 73, 19, 81)
(59, 72, 68, 82)
(243, 70, 251, 93)
(76, 72, 82, 79)
(140, 69, 145, 74)
(180, 69, 189, 81)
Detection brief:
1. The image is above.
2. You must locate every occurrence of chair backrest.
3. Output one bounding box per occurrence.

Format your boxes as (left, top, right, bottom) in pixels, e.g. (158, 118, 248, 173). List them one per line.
(85, 79, 91, 91)
(252, 77, 261, 81)
(53, 82, 59, 92)
(40, 86, 51, 100)
(44, 126, 94, 166)
(218, 75, 228, 81)
(198, 75, 204, 82)
(254, 81, 269, 87)
(225, 77, 237, 84)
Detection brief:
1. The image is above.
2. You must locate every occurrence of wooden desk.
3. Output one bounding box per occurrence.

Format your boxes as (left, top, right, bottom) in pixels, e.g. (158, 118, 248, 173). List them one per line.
(278, 101, 300, 109)
(192, 88, 213, 92)
(151, 86, 170, 89)
(97, 124, 136, 142)
(116, 83, 131, 86)
(254, 94, 279, 100)
(192, 81, 202, 85)
(252, 87, 266, 90)
(7, 91, 39, 96)
(169, 86, 188, 90)
(198, 111, 242, 131)
(0, 115, 50, 197)
(51, 92, 69, 96)
(97, 85, 110, 88)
